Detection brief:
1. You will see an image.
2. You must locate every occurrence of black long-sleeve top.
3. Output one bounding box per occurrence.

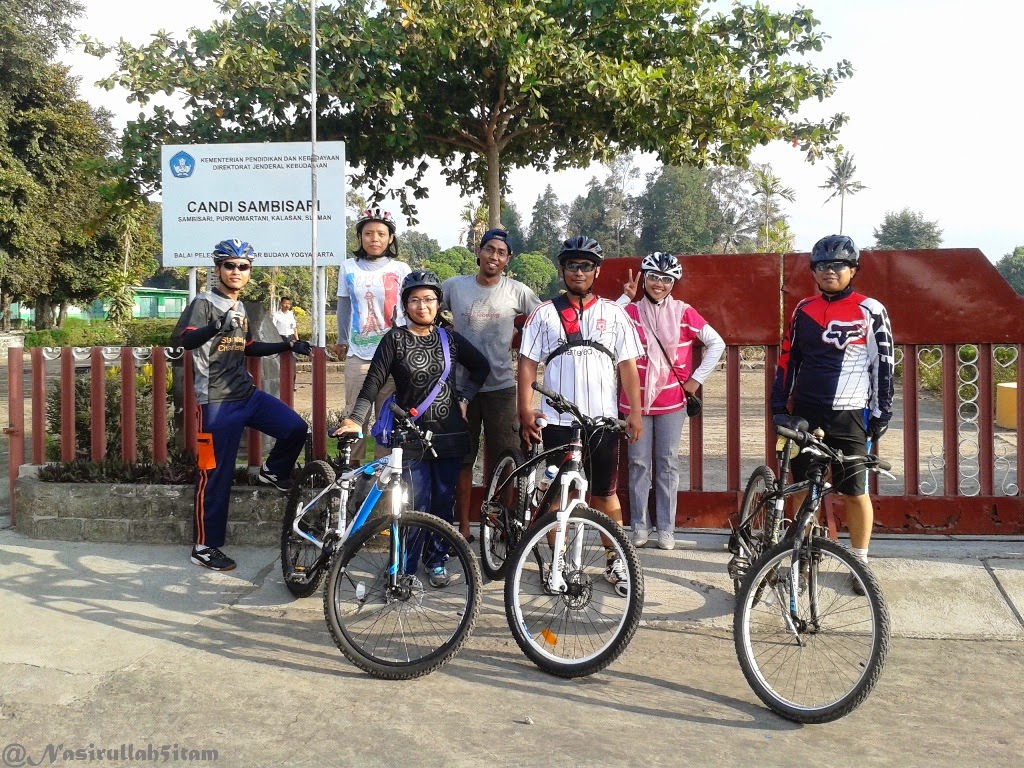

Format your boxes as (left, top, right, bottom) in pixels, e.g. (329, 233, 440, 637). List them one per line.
(350, 326, 490, 460)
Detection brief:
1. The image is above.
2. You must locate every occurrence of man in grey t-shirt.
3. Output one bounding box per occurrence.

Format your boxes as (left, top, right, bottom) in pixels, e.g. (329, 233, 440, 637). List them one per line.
(442, 228, 541, 541)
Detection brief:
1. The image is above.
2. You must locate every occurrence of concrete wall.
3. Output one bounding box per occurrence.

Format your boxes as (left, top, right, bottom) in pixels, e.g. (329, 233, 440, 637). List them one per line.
(15, 477, 285, 546)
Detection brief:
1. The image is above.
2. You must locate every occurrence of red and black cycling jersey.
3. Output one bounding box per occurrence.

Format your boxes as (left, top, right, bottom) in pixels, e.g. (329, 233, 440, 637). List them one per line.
(771, 286, 894, 420)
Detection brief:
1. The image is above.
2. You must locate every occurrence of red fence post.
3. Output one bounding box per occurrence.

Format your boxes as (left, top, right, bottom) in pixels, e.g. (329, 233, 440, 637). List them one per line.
(152, 349, 168, 464)
(90, 348, 106, 461)
(280, 352, 294, 409)
(120, 348, 137, 463)
(60, 348, 75, 461)
(977, 343, 994, 496)
(902, 345, 920, 495)
(6, 348, 24, 526)
(30, 348, 45, 465)
(942, 344, 958, 495)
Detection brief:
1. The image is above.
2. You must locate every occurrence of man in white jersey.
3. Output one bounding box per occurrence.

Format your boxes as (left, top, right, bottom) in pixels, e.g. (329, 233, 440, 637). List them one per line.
(443, 227, 540, 541)
(517, 235, 643, 596)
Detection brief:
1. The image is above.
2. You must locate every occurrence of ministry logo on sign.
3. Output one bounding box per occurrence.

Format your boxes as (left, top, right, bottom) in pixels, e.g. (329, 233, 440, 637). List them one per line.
(169, 151, 195, 178)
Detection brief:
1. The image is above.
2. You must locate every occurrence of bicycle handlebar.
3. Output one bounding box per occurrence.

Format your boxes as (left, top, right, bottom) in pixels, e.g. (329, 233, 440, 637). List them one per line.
(531, 381, 628, 434)
(775, 424, 890, 472)
(388, 401, 438, 457)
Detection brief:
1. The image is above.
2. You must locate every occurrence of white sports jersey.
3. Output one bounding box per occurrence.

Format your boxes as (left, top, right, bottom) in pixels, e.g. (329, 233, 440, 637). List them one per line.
(519, 295, 642, 425)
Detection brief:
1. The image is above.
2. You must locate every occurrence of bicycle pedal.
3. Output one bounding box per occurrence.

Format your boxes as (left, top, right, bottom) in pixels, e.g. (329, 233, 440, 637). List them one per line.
(727, 555, 750, 581)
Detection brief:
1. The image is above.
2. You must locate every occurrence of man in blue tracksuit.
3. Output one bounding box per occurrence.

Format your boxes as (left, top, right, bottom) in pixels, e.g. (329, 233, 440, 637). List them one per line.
(173, 239, 312, 571)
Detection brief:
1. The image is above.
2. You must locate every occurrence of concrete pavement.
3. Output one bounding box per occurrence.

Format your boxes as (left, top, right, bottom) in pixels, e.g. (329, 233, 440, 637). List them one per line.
(1, 527, 1023, 767)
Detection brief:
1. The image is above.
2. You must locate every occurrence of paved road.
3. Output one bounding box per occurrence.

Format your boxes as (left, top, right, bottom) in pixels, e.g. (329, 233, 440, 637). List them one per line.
(2, 529, 1022, 767)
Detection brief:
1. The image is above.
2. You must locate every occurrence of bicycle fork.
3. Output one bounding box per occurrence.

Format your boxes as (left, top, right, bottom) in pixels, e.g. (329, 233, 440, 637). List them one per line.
(546, 469, 589, 593)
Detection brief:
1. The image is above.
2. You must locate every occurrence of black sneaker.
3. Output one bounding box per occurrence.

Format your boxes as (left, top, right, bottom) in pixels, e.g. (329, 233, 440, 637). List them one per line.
(191, 546, 237, 571)
(258, 463, 294, 492)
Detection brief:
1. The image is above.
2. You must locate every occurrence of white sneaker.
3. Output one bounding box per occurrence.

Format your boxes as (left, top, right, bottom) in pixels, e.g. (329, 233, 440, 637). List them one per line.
(657, 531, 675, 550)
(603, 558, 629, 597)
(633, 527, 650, 548)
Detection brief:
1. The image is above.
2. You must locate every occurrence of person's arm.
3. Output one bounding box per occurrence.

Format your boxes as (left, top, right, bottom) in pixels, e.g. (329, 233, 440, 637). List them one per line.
(172, 298, 222, 350)
(451, 331, 490, 401)
(517, 354, 542, 443)
(688, 318, 726, 389)
(869, 302, 895, 439)
(246, 340, 294, 356)
(618, 358, 643, 444)
(770, 304, 803, 415)
(347, 331, 397, 425)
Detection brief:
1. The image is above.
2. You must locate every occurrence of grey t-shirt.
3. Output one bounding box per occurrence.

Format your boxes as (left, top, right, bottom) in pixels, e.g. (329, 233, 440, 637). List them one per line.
(442, 274, 540, 392)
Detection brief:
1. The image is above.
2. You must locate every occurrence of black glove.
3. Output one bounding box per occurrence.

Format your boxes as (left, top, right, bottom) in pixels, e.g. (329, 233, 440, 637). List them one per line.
(686, 394, 702, 418)
(216, 306, 241, 332)
(291, 340, 312, 356)
(868, 417, 889, 443)
(772, 406, 790, 417)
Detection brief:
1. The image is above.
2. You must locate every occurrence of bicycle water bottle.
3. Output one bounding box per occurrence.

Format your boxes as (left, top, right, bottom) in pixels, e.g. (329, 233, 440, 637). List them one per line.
(533, 465, 557, 507)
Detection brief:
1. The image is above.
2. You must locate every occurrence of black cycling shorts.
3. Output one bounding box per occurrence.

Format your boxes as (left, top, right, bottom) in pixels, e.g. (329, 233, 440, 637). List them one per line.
(541, 424, 620, 497)
(789, 407, 871, 496)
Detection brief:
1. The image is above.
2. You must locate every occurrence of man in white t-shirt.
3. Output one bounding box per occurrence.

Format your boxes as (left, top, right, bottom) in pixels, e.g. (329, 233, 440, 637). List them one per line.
(443, 227, 541, 541)
(272, 297, 298, 342)
(517, 235, 643, 596)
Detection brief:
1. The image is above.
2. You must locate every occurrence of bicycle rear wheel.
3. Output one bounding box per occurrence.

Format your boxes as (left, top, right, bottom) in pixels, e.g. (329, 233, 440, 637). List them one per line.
(504, 507, 644, 678)
(323, 509, 482, 680)
(280, 460, 337, 598)
(734, 537, 890, 723)
(480, 449, 527, 581)
(731, 465, 777, 593)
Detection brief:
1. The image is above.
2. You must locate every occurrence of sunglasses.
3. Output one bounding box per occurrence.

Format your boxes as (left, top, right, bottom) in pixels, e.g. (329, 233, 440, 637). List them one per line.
(645, 273, 674, 284)
(562, 261, 597, 273)
(812, 260, 851, 274)
(220, 261, 251, 272)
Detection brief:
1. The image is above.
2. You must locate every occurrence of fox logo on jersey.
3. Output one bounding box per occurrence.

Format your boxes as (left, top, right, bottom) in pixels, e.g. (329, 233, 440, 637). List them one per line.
(822, 320, 868, 349)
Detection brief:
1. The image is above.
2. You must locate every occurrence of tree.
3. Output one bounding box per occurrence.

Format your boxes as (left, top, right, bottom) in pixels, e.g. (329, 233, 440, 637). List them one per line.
(424, 246, 475, 282)
(706, 166, 759, 253)
(820, 152, 866, 233)
(751, 165, 796, 253)
(636, 165, 720, 255)
(873, 208, 943, 249)
(88, 1, 851, 226)
(995, 246, 1024, 295)
(509, 252, 557, 297)
(525, 185, 567, 261)
(604, 154, 642, 258)
(402, 230, 441, 269)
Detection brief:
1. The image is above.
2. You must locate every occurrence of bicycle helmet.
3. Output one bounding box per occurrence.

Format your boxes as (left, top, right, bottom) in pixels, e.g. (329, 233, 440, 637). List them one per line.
(355, 205, 397, 234)
(212, 239, 256, 264)
(810, 235, 859, 268)
(401, 270, 443, 304)
(640, 252, 682, 280)
(557, 235, 603, 265)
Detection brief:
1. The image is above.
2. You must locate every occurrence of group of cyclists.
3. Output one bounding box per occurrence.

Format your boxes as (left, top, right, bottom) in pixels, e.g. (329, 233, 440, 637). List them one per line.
(173, 207, 893, 595)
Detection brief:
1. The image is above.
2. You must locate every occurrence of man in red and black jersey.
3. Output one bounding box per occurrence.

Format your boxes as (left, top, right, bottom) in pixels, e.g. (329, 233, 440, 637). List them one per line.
(771, 235, 894, 576)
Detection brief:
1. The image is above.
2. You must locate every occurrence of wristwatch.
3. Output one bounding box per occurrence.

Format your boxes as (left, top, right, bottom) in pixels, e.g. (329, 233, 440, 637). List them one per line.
(458, 396, 470, 406)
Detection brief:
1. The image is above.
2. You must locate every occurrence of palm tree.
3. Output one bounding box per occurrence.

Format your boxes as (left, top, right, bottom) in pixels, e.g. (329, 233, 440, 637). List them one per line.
(820, 152, 867, 233)
(459, 200, 489, 249)
(751, 165, 796, 253)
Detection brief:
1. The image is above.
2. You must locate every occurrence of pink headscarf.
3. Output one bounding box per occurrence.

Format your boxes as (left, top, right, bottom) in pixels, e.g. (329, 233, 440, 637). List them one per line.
(636, 293, 686, 413)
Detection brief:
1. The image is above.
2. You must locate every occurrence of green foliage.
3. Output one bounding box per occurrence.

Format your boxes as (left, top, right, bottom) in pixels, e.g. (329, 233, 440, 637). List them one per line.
(913, 345, 1017, 397)
(638, 165, 720, 255)
(820, 151, 866, 234)
(123, 318, 179, 347)
(402, 231, 442, 269)
(752, 165, 796, 253)
(509, 252, 558, 298)
(873, 208, 943, 250)
(37, 450, 256, 486)
(995, 246, 1024, 295)
(24, 325, 123, 348)
(424, 246, 475, 282)
(525, 185, 567, 260)
(88, 0, 851, 226)
(44, 364, 168, 462)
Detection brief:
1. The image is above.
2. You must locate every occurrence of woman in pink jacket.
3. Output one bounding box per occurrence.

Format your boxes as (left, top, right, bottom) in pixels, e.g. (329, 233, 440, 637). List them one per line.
(618, 253, 725, 549)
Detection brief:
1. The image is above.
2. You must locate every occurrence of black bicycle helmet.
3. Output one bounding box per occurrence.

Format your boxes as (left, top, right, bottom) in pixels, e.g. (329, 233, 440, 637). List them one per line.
(640, 252, 682, 280)
(355, 206, 396, 234)
(401, 270, 443, 304)
(810, 235, 859, 268)
(212, 239, 256, 264)
(557, 235, 603, 265)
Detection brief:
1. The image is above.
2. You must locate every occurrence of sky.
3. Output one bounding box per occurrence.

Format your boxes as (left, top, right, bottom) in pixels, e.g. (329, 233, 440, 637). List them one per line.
(62, 0, 1024, 262)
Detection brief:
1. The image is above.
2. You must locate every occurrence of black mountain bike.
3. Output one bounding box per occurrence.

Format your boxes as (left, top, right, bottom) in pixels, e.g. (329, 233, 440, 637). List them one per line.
(733, 420, 892, 723)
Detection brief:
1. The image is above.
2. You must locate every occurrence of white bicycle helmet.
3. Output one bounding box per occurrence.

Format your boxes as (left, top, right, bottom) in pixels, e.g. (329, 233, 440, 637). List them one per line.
(640, 252, 682, 280)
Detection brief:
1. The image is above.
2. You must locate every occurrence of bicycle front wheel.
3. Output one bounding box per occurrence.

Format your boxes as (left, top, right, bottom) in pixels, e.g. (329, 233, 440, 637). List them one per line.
(733, 465, 777, 593)
(734, 537, 890, 723)
(280, 460, 337, 598)
(504, 507, 644, 678)
(323, 510, 482, 680)
(480, 449, 527, 580)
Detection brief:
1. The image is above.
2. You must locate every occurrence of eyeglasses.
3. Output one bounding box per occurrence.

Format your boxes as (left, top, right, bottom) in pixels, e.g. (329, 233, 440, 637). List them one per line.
(645, 273, 674, 285)
(812, 261, 851, 274)
(562, 261, 596, 273)
(407, 296, 439, 307)
(481, 244, 510, 258)
(220, 261, 251, 272)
